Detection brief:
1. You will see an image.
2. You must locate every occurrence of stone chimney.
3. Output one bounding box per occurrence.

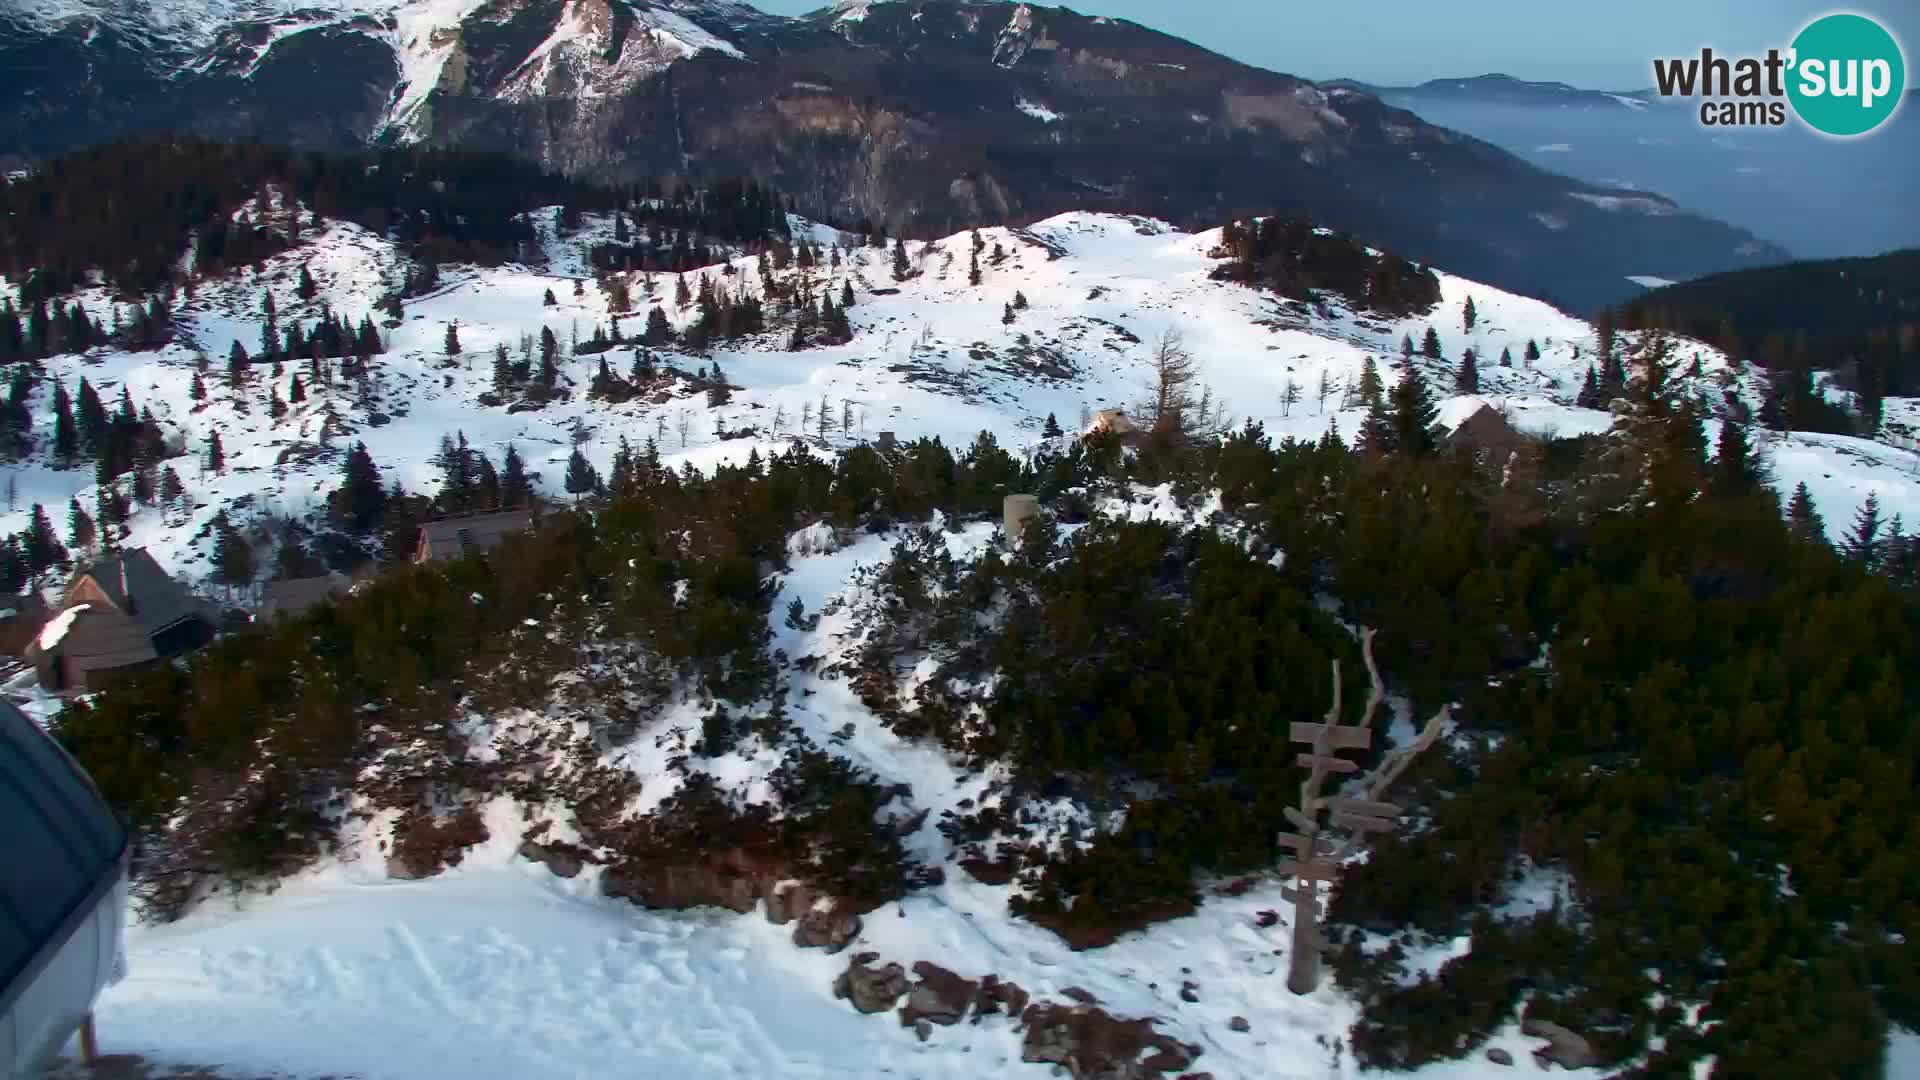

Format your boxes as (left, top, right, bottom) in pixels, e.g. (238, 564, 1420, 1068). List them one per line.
(1004, 494, 1040, 544)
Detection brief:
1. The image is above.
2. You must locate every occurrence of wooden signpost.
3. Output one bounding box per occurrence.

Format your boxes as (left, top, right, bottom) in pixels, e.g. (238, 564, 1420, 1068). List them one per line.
(1281, 627, 1451, 995)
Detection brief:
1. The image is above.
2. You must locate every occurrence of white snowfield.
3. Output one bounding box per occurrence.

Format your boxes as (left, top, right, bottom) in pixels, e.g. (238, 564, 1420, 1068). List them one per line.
(9, 208, 1920, 1078)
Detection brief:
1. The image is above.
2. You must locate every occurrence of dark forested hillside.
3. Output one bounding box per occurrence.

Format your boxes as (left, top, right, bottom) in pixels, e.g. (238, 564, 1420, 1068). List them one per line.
(51, 329, 1919, 1079)
(0, 136, 795, 299)
(1625, 249, 1920, 345)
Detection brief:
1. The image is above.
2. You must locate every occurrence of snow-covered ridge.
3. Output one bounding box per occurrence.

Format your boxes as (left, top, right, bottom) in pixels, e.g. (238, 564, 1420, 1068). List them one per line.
(1, 209, 1914, 600)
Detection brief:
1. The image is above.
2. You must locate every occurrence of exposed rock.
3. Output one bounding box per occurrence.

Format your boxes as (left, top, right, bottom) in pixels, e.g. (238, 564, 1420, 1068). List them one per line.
(1178, 981, 1200, 1004)
(516, 838, 593, 879)
(1227, 1016, 1249, 1033)
(1060, 986, 1099, 1005)
(1020, 1001, 1201, 1079)
(976, 975, 1030, 1019)
(793, 904, 863, 952)
(1254, 910, 1279, 929)
(914, 1018, 933, 1043)
(833, 954, 910, 1014)
(599, 847, 777, 913)
(386, 804, 489, 881)
(898, 962, 979, 1027)
(1522, 1018, 1597, 1070)
(958, 855, 1018, 885)
(1487, 1047, 1514, 1066)
(763, 880, 816, 925)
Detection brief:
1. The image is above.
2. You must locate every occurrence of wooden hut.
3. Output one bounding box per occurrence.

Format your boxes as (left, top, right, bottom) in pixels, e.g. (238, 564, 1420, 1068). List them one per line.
(414, 511, 535, 563)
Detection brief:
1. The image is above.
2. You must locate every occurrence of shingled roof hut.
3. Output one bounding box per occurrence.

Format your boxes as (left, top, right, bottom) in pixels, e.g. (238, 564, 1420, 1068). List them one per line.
(26, 549, 217, 696)
(259, 574, 350, 621)
(414, 510, 535, 563)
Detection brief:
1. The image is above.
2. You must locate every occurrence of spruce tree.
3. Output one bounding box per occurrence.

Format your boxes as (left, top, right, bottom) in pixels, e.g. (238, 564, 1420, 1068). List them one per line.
(160, 466, 184, 504)
(1709, 417, 1764, 496)
(205, 432, 225, 473)
(493, 345, 513, 392)
(67, 498, 94, 553)
(544, 287, 557, 307)
(444, 321, 461, 357)
(1356, 396, 1394, 455)
(969, 251, 982, 286)
(213, 512, 256, 594)
(538, 327, 560, 387)
(297, 264, 317, 300)
(1524, 339, 1540, 366)
(289, 375, 305, 403)
(1456, 348, 1479, 394)
(1401, 333, 1414, 359)
(1785, 483, 1826, 544)
(1043, 413, 1063, 438)
(24, 504, 63, 584)
(1499, 345, 1513, 368)
(51, 382, 77, 465)
(501, 444, 531, 508)
(891, 238, 911, 282)
(269, 385, 286, 419)
(1014, 290, 1029, 310)
(1462, 295, 1477, 332)
(564, 447, 597, 501)
(841, 280, 855, 308)
(1844, 492, 1883, 568)
(1389, 368, 1442, 457)
(1357, 355, 1385, 408)
(1421, 326, 1443, 359)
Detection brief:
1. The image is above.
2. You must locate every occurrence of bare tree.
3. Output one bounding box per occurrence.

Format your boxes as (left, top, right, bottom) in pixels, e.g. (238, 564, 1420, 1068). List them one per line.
(4, 473, 15, 512)
(1281, 628, 1452, 994)
(817, 393, 831, 440)
(801, 400, 813, 433)
(773, 403, 788, 434)
(1316, 369, 1335, 415)
(676, 409, 692, 449)
(1281, 378, 1302, 417)
(841, 399, 854, 433)
(1140, 329, 1198, 436)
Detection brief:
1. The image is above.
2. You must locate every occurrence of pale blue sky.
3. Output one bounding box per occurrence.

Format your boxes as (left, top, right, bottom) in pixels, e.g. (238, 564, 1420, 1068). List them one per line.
(746, 1, 1919, 90)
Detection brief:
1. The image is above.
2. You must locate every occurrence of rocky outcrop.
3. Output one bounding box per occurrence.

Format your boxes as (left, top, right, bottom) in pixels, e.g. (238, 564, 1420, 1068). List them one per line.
(1522, 1018, 1597, 1070)
(517, 837, 595, 879)
(833, 954, 910, 1014)
(897, 962, 978, 1028)
(599, 847, 867, 952)
(386, 804, 489, 880)
(1021, 1001, 1201, 1079)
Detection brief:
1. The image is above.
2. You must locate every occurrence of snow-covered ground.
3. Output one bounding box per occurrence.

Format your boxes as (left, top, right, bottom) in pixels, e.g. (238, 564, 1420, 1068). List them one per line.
(4, 209, 1915, 598)
(14, 208, 1920, 1079)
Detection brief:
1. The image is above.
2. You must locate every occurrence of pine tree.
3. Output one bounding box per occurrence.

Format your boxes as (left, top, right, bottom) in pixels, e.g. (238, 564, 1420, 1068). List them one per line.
(289, 374, 305, 403)
(708, 364, 732, 407)
(501, 444, 532, 508)
(1356, 396, 1394, 456)
(1389, 368, 1442, 457)
(544, 287, 557, 307)
(1499, 345, 1513, 368)
(841, 280, 855, 308)
(444, 321, 461, 357)
(331, 442, 386, 532)
(1456, 348, 1479, 393)
(1357, 355, 1385, 408)
(269, 384, 286, 420)
(160, 465, 184, 504)
(1401, 333, 1414, 359)
(674, 275, 692, 309)
(67, 498, 94, 553)
(51, 382, 77, 465)
(1462, 295, 1477, 332)
(1043, 413, 1063, 438)
(1421, 326, 1443, 360)
(23, 504, 64, 584)
(213, 512, 256, 594)
(228, 339, 251, 387)
(1709, 417, 1765, 496)
(539, 327, 560, 387)
(1785, 483, 1826, 543)
(1002, 303, 1016, 326)
(969, 251, 982, 286)
(891, 238, 911, 282)
(297, 264, 317, 300)
(564, 447, 597, 501)
(1844, 492, 1883, 568)
(1524, 339, 1540, 367)
(205, 432, 225, 473)
(644, 306, 673, 346)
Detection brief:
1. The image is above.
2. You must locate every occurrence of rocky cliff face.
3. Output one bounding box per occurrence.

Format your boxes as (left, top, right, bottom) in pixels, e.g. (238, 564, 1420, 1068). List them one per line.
(0, 0, 1786, 309)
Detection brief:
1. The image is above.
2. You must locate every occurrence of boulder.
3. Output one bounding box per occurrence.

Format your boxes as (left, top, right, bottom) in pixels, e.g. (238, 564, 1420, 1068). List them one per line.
(599, 849, 777, 914)
(1178, 981, 1200, 1004)
(1227, 1017, 1249, 1033)
(517, 839, 590, 879)
(387, 805, 489, 881)
(793, 905, 863, 952)
(898, 962, 978, 1027)
(1522, 1018, 1597, 1070)
(1486, 1047, 1514, 1066)
(1060, 986, 1099, 1005)
(763, 880, 815, 925)
(976, 975, 1030, 1020)
(833, 954, 909, 1014)
(1020, 1002, 1200, 1080)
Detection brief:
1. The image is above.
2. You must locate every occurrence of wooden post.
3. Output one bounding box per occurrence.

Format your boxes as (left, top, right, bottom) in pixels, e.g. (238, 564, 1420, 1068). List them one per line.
(1280, 627, 1449, 995)
(78, 1013, 99, 1065)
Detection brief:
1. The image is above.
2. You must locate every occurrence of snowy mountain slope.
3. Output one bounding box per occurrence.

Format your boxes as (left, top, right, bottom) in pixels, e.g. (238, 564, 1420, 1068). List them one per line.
(11, 213, 1920, 1079)
(3, 210, 1912, 601)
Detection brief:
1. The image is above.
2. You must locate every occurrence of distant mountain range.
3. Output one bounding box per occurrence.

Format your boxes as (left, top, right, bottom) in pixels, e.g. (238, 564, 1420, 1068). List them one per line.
(1340, 72, 1920, 265)
(0, 0, 1790, 311)
(1326, 73, 1655, 111)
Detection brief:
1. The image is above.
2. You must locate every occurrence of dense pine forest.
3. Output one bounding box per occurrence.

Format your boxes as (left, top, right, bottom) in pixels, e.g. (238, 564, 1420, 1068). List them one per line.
(48, 322, 1919, 1078)
(0, 136, 797, 300)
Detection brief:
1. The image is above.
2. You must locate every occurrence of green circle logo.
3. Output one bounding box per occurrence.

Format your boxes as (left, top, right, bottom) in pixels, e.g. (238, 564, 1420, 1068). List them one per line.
(1787, 13, 1906, 136)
